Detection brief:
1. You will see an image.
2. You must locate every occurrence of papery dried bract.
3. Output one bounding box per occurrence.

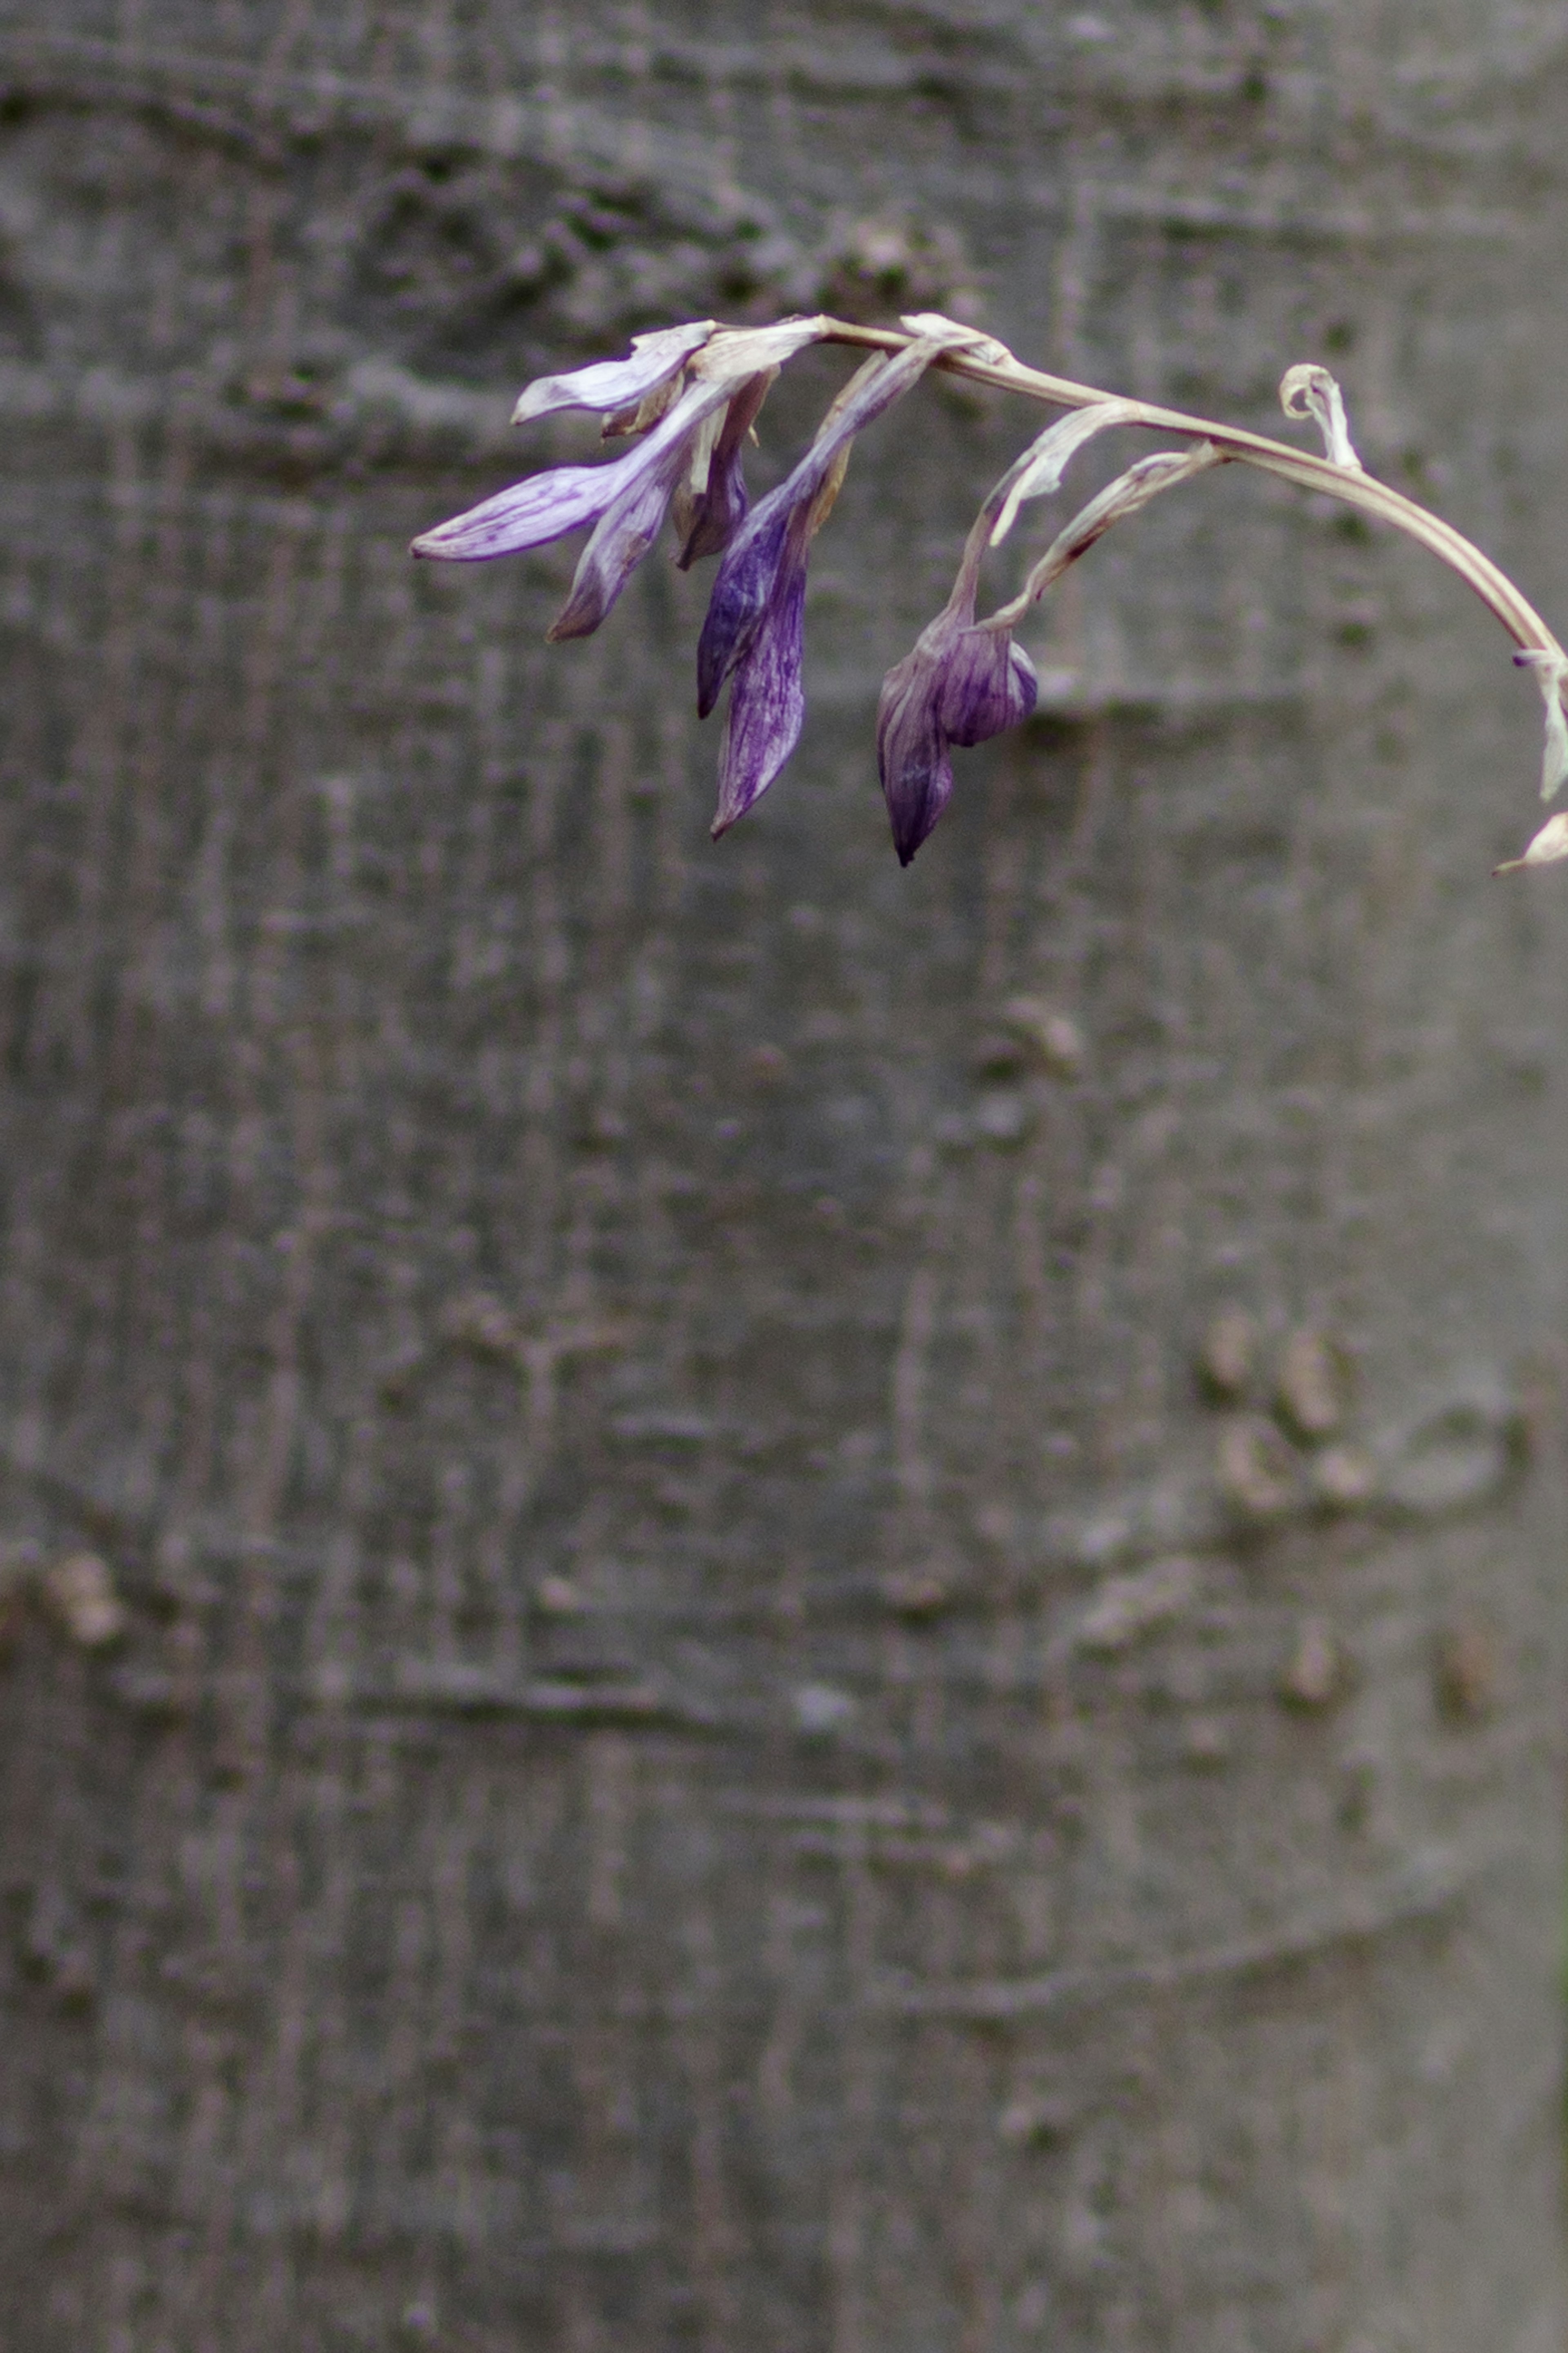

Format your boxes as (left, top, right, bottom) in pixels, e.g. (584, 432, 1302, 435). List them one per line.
(1279, 363, 1363, 472)
(688, 318, 830, 385)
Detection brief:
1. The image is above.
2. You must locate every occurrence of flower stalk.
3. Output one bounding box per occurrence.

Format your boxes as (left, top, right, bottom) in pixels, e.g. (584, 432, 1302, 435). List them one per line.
(414, 309, 1567, 870)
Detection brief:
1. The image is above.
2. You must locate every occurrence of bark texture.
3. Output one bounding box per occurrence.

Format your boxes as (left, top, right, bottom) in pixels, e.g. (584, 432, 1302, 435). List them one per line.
(0, 5, 1564, 2349)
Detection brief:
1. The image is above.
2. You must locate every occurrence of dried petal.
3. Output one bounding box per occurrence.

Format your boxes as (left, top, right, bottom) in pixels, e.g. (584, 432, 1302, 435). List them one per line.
(1279, 362, 1363, 471)
(989, 442, 1225, 629)
(697, 496, 799, 720)
(411, 455, 637, 563)
(711, 561, 808, 836)
(1514, 647, 1568, 801)
(1493, 810, 1568, 874)
(939, 628, 1038, 747)
(873, 417, 1078, 864)
(989, 401, 1140, 545)
(512, 320, 716, 426)
(547, 408, 713, 639)
(699, 338, 953, 838)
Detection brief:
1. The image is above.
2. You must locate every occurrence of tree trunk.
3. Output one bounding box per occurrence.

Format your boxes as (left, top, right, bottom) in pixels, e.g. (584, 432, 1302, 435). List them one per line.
(0, 7, 1563, 2349)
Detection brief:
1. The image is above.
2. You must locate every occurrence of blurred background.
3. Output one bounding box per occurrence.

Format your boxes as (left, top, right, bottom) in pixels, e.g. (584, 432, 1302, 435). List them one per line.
(0, 5, 1564, 2348)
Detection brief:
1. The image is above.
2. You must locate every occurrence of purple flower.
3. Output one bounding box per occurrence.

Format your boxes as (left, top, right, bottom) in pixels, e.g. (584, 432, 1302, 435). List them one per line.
(411, 320, 829, 641)
(699, 337, 951, 837)
(877, 611, 1037, 864)
(873, 404, 1182, 863)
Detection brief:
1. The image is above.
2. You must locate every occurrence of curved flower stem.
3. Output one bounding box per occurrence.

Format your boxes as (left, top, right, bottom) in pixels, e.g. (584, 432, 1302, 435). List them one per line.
(820, 318, 1564, 662)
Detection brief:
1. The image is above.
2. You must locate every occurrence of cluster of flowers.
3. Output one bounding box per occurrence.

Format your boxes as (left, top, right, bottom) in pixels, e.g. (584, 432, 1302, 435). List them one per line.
(412, 311, 1568, 875)
(412, 312, 1215, 863)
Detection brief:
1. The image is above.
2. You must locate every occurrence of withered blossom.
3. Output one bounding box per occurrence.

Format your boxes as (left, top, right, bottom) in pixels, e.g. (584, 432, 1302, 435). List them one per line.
(697, 332, 970, 837)
(878, 403, 1147, 863)
(412, 314, 1568, 876)
(875, 535, 1034, 868)
(411, 320, 827, 641)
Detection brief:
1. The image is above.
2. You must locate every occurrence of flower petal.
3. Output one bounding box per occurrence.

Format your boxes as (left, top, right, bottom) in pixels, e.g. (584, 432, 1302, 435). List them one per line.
(710, 559, 808, 836)
(876, 622, 1038, 866)
(410, 457, 634, 562)
(877, 645, 956, 866)
(696, 498, 796, 717)
(511, 320, 716, 425)
(938, 629, 1038, 747)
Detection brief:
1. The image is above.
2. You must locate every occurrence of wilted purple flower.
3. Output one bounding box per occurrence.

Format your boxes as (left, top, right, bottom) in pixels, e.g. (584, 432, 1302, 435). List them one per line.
(699, 335, 960, 837)
(411, 320, 828, 641)
(877, 607, 1038, 865)
(875, 462, 1044, 865)
(878, 412, 1221, 862)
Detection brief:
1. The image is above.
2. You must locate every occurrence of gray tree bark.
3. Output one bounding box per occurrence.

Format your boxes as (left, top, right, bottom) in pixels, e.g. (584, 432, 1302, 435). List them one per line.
(0, 5, 1563, 2349)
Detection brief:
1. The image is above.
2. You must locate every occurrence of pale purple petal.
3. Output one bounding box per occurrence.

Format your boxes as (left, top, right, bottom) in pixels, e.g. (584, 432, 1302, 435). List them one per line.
(511, 321, 715, 425)
(547, 381, 728, 638)
(410, 457, 637, 562)
(546, 444, 690, 641)
(711, 556, 808, 837)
